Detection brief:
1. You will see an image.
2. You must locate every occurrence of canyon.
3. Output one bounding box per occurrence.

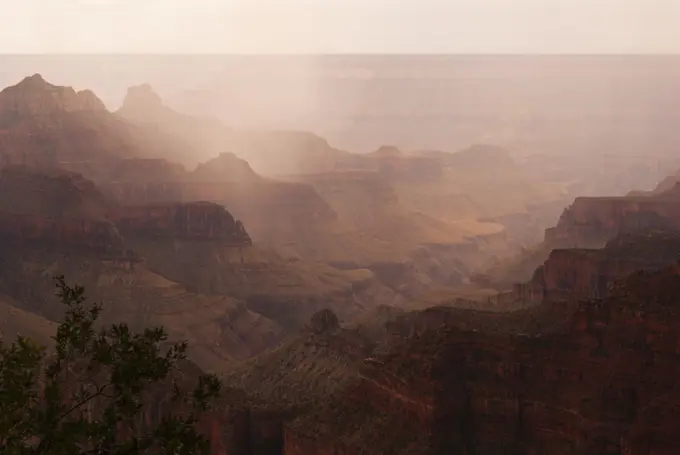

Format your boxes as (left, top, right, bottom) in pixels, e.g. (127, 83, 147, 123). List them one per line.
(0, 165, 398, 371)
(1, 67, 680, 455)
(280, 262, 680, 455)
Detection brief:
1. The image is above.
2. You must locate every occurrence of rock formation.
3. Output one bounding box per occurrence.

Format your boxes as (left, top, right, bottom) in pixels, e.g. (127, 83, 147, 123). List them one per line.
(116, 83, 168, 122)
(223, 309, 374, 414)
(513, 230, 680, 306)
(306, 309, 340, 334)
(489, 182, 680, 287)
(113, 201, 252, 246)
(0, 166, 253, 255)
(0, 75, 215, 177)
(0, 74, 106, 120)
(192, 152, 261, 183)
(117, 82, 352, 174)
(545, 191, 680, 248)
(282, 263, 680, 454)
(0, 166, 128, 258)
(0, 165, 112, 219)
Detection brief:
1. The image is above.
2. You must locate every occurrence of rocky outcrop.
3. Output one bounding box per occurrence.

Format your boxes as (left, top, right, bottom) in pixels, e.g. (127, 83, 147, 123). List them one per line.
(0, 75, 217, 178)
(546, 188, 680, 248)
(102, 174, 351, 261)
(489, 184, 680, 287)
(0, 167, 251, 256)
(198, 406, 284, 455)
(0, 74, 106, 120)
(285, 263, 680, 454)
(306, 309, 340, 335)
(0, 211, 129, 259)
(221, 309, 376, 432)
(504, 231, 680, 309)
(0, 166, 129, 258)
(112, 202, 252, 246)
(117, 83, 167, 122)
(0, 165, 113, 219)
(192, 152, 261, 183)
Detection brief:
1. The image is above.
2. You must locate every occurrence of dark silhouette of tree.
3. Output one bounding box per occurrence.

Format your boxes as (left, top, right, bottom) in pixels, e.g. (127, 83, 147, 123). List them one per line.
(0, 275, 221, 454)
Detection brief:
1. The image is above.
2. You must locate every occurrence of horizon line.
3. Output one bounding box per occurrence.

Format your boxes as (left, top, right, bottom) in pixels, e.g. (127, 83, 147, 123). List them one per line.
(1, 52, 680, 57)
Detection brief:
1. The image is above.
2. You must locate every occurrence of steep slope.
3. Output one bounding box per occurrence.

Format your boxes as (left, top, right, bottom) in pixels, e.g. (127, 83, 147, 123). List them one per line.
(0, 293, 58, 346)
(99, 154, 478, 298)
(488, 181, 680, 286)
(283, 262, 680, 455)
(0, 166, 407, 371)
(0, 167, 282, 369)
(0, 75, 200, 178)
(223, 309, 374, 411)
(0, 165, 112, 219)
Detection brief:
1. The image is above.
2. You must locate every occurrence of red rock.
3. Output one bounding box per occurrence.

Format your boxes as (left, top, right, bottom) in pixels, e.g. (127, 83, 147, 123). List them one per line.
(490, 185, 680, 287)
(283, 263, 680, 454)
(547, 191, 680, 248)
(0, 166, 252, 255)
(514, 231, 680, 307)
(112, 201, 251, 246)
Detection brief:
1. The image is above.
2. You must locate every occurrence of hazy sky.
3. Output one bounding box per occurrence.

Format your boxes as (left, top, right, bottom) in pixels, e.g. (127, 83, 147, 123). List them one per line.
(3, 0, 680, 54)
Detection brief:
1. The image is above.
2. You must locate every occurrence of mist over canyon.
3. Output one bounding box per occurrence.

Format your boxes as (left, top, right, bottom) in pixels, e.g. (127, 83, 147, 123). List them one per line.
(2, 55, 680, 454)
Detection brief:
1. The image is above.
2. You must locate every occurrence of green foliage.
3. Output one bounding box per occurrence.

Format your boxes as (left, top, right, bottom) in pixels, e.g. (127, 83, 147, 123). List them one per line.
(0, 276, 221, 454)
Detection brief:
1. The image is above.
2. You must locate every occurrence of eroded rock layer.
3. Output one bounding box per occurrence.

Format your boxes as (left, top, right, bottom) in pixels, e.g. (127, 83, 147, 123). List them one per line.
(488, 182, 680, 287)
(285, 263, 680, 455)
(112, 202, 251, 245)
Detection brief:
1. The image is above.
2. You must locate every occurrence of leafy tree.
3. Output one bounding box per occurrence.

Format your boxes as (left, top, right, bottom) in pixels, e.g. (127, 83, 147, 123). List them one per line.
(0, 276, 221, 454)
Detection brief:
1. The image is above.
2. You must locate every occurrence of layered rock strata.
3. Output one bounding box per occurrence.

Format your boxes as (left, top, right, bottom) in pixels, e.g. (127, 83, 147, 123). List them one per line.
(112, 202, 251, 246)
(283, 263, 680, 454)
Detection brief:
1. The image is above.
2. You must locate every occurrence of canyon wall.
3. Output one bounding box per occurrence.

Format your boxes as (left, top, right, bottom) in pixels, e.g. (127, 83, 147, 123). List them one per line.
(489, 187, 680, 287)
(0, 166, 253, 252)
(104, 179, 341, 244)
(0, 74, 107, 118)
(0, 210, 130, 259)
(283, 264, 680, 454)
(516, 231, 680, 306)
(546, 190, 680, 248)
(112, 202, 252, 246)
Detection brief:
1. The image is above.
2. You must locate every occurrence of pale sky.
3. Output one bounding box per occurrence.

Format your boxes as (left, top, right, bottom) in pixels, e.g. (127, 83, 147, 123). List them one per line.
(3, 0, 680, 54)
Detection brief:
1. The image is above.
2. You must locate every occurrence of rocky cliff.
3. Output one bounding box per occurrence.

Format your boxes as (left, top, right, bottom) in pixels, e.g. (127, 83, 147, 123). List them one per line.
(0, 166, 402, 359)
(0, 74, 106, 120)
(283, 263, 680, 454)
(514, 231, 680, 306)
(0, 166, 253, 255)
(0, 165, 112, 219)
(0, 166, 290, 367)
(546, 187, 680, 248)
(0, 211, 129, 259)
(488, 184, 680, 287)
(0, 166, 129, 258)
(101, 159, 399, 265)
(113, 201, 252, 246)
(0, 75, 214, 177)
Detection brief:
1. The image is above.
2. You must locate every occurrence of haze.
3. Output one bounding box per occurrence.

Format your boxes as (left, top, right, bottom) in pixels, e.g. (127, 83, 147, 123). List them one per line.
(4, 0, 680, 54)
